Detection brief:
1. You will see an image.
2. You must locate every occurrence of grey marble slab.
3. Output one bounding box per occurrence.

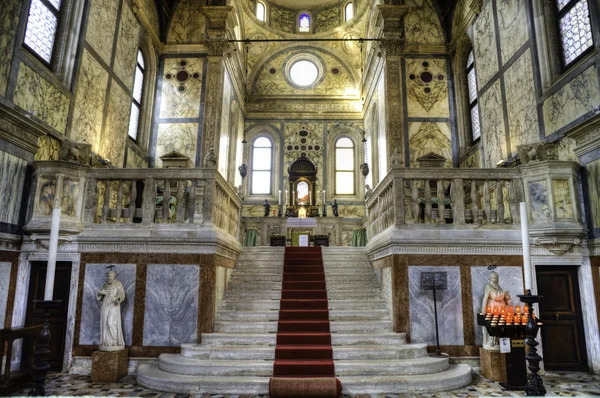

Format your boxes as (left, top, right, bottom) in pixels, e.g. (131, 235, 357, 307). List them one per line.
(143, 264, 199, 346)
(0, 151, 27, 224)
(409, 266, 464, 346)
(0, 262, 11, 327)
(471, 266, 524, 345)
(79, 264, 136, 346)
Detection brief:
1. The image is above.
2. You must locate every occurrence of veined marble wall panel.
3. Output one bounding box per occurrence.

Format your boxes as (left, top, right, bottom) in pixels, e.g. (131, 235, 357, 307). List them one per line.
(556, 137, 578, 162)
(159, 58, 204, 119)
(471, 266, 524, 345)
(553, 179, 574, 219)
(497, 0, 528, 63)
(284, 122, 324, 185)
(241, 205, 266, 218)
(451, 0, 476, 38)
(71, 49, 109, 152)
(0, 151, 27, 224)
(381, 266, 393, 317)
(13, 63, 70, 133)
(79, 264, 136, 346)
(143, 264, 199, 346)
(61, 179, 80, 217)
(140, 0, 159, 36)
(218, 72, 233, 178)
(406, 59, 449, 118)
(0, 262, 10, 327)
(461, 149, 482, 168)
(529, 180, 550, 221)
(155, 123, 198, 168)
(85, 0, 119, 65)
(166, 0, 206, 44)
(338, 205, 365, 218)
(480, 80, 506, 169)
(0, 0, 21, 97)
(543, 66, 600, 135)
(404, 0, 445, 45)
(100, 81, 130, 168)
(37, 178, 55, 216)
(270, 5, 294, 33)
(126, 148, 147, 168)
(586, 159, 600, 229)
(35, 136, 60, 161)
(504, 49, 539, 154)
(473, 1, 499, 88)
(215, 266, 226, 314)
(113, 3, 140, 90)
(409, 266, 464, 345)
(408, 122, 452, 168)
(315, 6, 340, 33)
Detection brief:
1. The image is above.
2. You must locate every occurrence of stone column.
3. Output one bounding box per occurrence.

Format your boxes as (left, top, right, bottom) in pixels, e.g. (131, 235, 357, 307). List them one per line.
(200, 6, 233, 167)
(377, 5, 408, 170)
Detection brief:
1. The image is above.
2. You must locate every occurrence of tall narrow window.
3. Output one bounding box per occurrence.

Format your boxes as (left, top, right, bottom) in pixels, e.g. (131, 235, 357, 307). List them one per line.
(252, 137, 272, 194)
(466, 50, 481, 142)
(128, 50, 145, 140)
(299, 13, 310, 32)
(344, 2, 353, 21)
(256, 2, 265, 21)
(24, 0, 62, 64)
(335, 137, 355, 195)
(556, 0, 594, 66)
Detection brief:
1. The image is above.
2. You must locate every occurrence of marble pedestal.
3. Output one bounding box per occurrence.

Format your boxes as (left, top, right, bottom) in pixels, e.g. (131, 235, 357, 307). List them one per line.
(92, 349, 128, 382)
(479, 348, 506, 382)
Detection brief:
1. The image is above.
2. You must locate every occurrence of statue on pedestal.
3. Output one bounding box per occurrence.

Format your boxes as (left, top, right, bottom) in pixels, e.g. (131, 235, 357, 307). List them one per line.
(330, 200, 339, 217)
(481, 271, 511, 350)
(390, 148, 404, 168)
(97, 270, 126, 351)
(263, 200, 271, 217)
(204, 147, 217, 168)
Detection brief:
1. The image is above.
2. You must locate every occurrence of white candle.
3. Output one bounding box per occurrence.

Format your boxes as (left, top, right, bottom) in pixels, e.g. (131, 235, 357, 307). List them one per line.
(45, 198, 61, 300)
(278, 190, 282, 205)
(322, 190, 326, 204)
(520, 202, 533, 291)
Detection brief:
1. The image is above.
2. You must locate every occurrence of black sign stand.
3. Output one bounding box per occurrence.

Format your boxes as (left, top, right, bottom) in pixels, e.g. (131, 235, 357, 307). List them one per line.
(420, 272, 448, 357)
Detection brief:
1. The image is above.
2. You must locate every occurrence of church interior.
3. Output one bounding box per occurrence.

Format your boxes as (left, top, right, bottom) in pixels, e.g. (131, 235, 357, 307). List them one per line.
(1, 0, 600, 395)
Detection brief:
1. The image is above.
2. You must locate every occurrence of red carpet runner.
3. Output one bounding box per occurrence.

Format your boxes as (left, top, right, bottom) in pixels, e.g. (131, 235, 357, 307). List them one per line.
(269, 247, 342, 397)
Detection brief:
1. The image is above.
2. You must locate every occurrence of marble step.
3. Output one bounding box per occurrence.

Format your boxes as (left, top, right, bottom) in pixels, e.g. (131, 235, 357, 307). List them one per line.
(338, 365, 473, 394)
(181, 343, 427, 361)
(215, 309, 391, 322)
(219, 299, 388, 311)
(226, 283, 380, 292)
(334, 357, 449, 376)
(200, 332, 406, 346)
(223, 290, 382, 300)
(157, 354, 273, 376)
(230, 274, 377, 283)
(213, 320, 394, 333)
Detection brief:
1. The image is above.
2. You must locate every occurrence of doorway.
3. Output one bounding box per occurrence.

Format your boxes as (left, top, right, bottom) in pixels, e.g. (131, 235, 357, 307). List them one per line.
(22, 261, 72, 371)
(536, 266, 588, 371)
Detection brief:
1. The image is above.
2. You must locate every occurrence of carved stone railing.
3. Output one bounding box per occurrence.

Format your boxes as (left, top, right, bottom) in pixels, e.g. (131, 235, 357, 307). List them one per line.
(83, 168, 241, 238)
(365, 168, 524, 240)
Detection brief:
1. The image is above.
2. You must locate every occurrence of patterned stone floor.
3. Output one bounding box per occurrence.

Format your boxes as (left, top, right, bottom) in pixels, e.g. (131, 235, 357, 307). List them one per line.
(11, 370, 600, 397)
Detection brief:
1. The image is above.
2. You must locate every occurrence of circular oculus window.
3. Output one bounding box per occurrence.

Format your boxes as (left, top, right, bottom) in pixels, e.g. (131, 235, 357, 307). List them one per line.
(289, 60, 319, 86)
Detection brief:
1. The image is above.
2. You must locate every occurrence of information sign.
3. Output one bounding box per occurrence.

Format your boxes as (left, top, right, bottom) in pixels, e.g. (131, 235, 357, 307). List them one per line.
(420, 272, 448, 290)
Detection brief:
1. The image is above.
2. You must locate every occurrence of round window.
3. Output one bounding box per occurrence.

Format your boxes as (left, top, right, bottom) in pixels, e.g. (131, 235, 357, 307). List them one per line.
(289, 60, 319, 86)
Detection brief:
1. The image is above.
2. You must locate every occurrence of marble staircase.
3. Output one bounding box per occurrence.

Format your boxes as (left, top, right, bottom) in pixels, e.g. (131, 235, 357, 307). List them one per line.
(136, 246, 472, 394)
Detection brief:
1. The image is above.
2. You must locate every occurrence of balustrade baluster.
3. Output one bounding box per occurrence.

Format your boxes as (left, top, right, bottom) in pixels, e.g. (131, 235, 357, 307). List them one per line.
(128, 180, 137, 223)
(471, 180, 479, 224)
(424, 180, 432, 223)
(496, 180, 505, 222)
(162, 179, 171, 223)
(85, 178, 98, 223)
(438, 180, 446, 224)
(484, 181, 492, 223)
(451, 178, 465, 224)
(412, 179, 420, 223)
(142, 178, 155, 225)
(115, 181, 124, 223)
(176, 180, 184, 223)
(509, 180, 519, 224)
(102, 180, 110, 223)
(394, 178, 405, 226)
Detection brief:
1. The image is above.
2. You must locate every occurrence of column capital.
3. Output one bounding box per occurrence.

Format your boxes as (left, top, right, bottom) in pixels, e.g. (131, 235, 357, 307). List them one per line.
(379, 37, 405, 57)
(203, 39, 230, 56)
(201, 5, 233, 39)
(376, 5, 409, 38)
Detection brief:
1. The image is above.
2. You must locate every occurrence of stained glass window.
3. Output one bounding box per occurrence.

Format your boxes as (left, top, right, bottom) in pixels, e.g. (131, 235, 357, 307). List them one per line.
(344, 2, 353, 21)
(335, 137, 354, 195)
(24, 0, 61, 64)
(252, 137, 272, 195)
(299, 14, 310, 32)
(466, 50, 480, 143)
(256, 2, 265, 22)
(128, 50, 145, 140)
(557, 0, 594, 66)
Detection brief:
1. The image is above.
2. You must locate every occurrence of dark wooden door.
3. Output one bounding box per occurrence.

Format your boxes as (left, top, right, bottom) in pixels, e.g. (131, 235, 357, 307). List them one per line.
(536, 266, 588, 371)
(22, 262, 72, 371)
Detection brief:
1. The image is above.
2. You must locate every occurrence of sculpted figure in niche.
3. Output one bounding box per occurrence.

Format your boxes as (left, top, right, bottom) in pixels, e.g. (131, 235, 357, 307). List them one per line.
(97, 270, 126, 351)
(204, 148, 217, 168)
(263, 199, 271, 217)
(330, 199, 339, 217)
(390, 148, 404, 168)
(481, 271, 511, 350)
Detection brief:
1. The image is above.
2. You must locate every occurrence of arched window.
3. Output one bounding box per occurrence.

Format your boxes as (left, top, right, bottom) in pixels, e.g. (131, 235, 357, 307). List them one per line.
(256, 2, 266, 22)
(128, 50, 145, 140)
(344, 2, 353, 22)
(251, 137, 272, 194)
(556, 0, 594, 67)
(335, 137, 355, 195)
(466, 50, 481, 142)
(299, 13, 310, 32)
(23, 0, 62, 64)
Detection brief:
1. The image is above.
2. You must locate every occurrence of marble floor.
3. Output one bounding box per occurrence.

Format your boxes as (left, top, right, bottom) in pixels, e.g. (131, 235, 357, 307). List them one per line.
(10, 370, 600, 397)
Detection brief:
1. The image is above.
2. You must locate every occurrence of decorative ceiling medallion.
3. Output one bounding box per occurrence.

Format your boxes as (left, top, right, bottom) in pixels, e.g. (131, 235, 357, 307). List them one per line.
(164, 59, 201, 93)
(407, 59, 447, 112)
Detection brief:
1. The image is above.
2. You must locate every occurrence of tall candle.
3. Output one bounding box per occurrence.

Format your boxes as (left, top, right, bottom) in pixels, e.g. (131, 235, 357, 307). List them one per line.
(278, 190, 282, 205)
(45, 177, 63, 301)
(520, 202, 533, 291)
(322, 190, 326, 204)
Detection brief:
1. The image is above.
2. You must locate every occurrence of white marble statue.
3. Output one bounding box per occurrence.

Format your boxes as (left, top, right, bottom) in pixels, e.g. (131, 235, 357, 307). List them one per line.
(97, 270, 126, 351)
(481, 271, 511, 350)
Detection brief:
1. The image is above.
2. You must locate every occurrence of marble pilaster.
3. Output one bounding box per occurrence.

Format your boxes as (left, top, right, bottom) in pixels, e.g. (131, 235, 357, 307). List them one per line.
(143, 264, 200, 346)
(0, 262, 11, 327)
(0, 151, 27, 225)
(80, 264, 136, 346)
